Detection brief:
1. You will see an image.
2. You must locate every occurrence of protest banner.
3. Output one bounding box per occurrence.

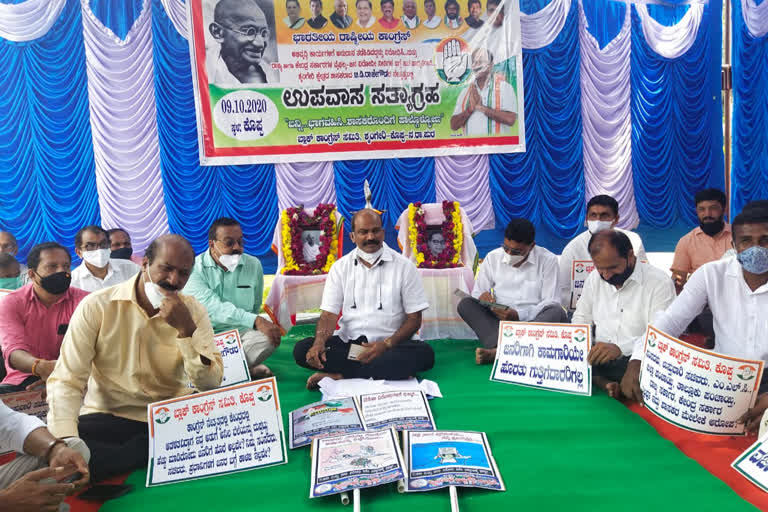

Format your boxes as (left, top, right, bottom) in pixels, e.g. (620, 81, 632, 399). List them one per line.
(290, 397, 365, 449)
(732, 432, 768, 493)
(403, 430, 504, 492)
(640, 326, 764, 436)
(1, 389, 48, 422)
(570, 260, 594, 310)
(490, 321, 592, 396)
(359, 390, 435, 431)
(0, 390, 48, 456)
(186, 0, 524, 165)
(310, 428, 405, 498)
(214, 329, 251, 387)
(146, 378, 287, 486)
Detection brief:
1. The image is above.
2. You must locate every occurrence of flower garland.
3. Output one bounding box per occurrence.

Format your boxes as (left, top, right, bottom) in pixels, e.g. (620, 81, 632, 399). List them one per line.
(408, 201, 463, 268)
(281, 203, 339, 275)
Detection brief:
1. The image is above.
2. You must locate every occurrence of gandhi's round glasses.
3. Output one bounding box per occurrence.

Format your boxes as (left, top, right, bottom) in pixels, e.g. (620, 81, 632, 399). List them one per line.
(220, 23, 269, 40)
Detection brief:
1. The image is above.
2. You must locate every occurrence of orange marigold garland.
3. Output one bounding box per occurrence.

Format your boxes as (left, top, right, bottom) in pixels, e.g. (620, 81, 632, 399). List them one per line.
(281, 204, 338, 275)
(409, 201, 463, 269)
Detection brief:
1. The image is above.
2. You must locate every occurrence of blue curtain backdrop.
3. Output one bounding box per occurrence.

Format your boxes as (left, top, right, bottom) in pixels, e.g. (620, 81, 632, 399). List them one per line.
(630, 1, 724, 227)
(0, 0, 100, 262)
(489, 0, 584, 239)
(731, 0, 768, 217)
(151, 1, 278, 256)
(0, 0, 732, 264)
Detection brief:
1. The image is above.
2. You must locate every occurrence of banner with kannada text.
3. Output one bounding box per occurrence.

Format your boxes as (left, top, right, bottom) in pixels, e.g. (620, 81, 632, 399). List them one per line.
(640, 326, 764, 436)
(188, 0, 524, 164)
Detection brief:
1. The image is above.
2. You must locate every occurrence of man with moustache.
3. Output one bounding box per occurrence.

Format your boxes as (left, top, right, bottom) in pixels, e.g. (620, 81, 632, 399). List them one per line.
(423, 0, 441, 28)
(184, 217, 281, 378)
(443, 0, 463, 28)
(378, 0, 400, 29)
(623, 203, 768, 434)
(208, 0, 277, 85)
(46, 234, 223, 482)
(450, 47, 517, 135)
(293, 209, 434, 389)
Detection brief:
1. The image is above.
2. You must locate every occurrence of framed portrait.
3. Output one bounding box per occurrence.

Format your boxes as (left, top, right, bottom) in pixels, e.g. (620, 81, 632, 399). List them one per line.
(301, 228, 322, 263)
(425, 227, 447, 257)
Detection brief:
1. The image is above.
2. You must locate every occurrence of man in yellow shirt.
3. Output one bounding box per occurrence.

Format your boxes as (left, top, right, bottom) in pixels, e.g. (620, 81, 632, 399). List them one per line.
(46, 234, 223, 482)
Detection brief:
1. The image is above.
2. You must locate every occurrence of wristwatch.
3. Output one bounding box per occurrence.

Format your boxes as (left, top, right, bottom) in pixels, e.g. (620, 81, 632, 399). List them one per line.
(44, 438, 67, 461)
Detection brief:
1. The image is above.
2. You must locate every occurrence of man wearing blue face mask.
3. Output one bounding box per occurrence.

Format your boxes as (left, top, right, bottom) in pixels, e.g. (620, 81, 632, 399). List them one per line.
(0, 243, 88, 394)
(184, 217, 280, 379)
(624, 203, 768, 432)
(458, 218, 567, 365)
(70, 225, 139, 293)
(558, 195, 647, 310)
(572, 230, 675, 399)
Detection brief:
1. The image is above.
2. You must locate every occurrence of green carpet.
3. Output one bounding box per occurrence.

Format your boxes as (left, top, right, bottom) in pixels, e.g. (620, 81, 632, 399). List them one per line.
(103, 325, 756, 511)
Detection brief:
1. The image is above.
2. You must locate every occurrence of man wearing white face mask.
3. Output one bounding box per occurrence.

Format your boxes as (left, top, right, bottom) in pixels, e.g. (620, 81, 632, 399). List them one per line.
(70, 225, 139, 293)
(183, 217, 280, 379)
(46, 234, 222, 482)
(458, 219, 567, 365)
(624, 203, 768, 432)
(293, 209, 434, 390)
(558, 195, 647, 310)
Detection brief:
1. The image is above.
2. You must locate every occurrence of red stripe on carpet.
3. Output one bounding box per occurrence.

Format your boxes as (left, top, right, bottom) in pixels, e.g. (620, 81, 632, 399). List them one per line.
(67, 474, 130, 512)
(628, 402, 768, 510)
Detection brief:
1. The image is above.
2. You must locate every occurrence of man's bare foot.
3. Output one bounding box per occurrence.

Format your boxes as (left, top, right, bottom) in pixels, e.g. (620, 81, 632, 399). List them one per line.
(475, 347, 497, 365)
(250, 364, 274, 379)
(594, 376, 621, 399)
(306, 372, 343, 390)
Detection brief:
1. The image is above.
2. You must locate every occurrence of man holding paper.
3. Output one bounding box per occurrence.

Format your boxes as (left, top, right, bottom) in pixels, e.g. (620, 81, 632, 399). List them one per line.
(572, 230, 675, 398)
(457, 218, 566, 364)
(627, 203, 768, 432)
(45, 234, 223, 482)
(293, 209, 434, 390)
(184, 217, 281, 379)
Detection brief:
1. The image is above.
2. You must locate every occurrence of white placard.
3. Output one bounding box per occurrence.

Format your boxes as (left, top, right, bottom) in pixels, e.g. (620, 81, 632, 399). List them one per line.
(640, 326, 764, 435)
(289, 397, 364, 449)
(732, 431, 768, 492)
(490, 321, 592, 396)
(146, 378, 286, 486)
(310, 429, 405, 498)
(403, 430, 505, 492)
(359, 390, 435, 431)
(0, 390, 48, 456)
(570, 260, 594, 310)
(214, 329, 251, 387)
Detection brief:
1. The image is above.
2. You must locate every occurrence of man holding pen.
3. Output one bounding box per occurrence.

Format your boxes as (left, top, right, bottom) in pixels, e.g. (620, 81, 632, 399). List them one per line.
(457, 219, 566, 364)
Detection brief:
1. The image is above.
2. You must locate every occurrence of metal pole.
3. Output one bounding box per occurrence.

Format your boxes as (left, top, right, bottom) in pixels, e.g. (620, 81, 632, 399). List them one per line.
(723, 0, 732, 217)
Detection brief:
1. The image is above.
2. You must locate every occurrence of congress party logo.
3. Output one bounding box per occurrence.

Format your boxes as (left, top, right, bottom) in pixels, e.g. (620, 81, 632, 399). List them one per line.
(502, 324, 515, 337)
(575, 263, 585, 274)
(737, 365, 757, 381)
(225, 335, 237, 345)
(573, 329, 586, 343)
(154, 407, 170, 424)
(647, 332, 657, 348)
(257, 385, 273, 402)
(434, 38, 471, 85)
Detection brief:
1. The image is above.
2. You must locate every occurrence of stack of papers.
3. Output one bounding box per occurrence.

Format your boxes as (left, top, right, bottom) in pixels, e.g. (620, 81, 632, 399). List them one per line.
(318, 377, 442, 401)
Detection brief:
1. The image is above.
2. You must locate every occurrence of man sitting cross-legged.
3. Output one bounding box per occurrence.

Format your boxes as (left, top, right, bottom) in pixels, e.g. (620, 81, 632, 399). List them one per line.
(572, 230, 675, 398)
(458, 218, 567, 365)
(293, 209, 435, 389)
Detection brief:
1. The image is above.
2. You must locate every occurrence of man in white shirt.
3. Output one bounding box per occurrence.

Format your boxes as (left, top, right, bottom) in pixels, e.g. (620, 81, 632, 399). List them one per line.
(625, 204, 768, 431)
(450, 47, 517, 136)
(572, 230, 675, 398)
(458, 218, 566, 365)
(71, 225, 139, 292)
(559, 195, 647, 310)
(401, 0, 420, 28)
(0, 231, 28, 283)
(293, 209, 433, 389)
(0, 400, 89, 505)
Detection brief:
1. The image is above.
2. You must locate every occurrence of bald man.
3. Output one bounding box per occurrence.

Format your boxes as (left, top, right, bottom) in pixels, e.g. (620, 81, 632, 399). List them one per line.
(208, 0, 277, 85)
(293, 210, 435, 389)
(46, 234, 223, 482)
